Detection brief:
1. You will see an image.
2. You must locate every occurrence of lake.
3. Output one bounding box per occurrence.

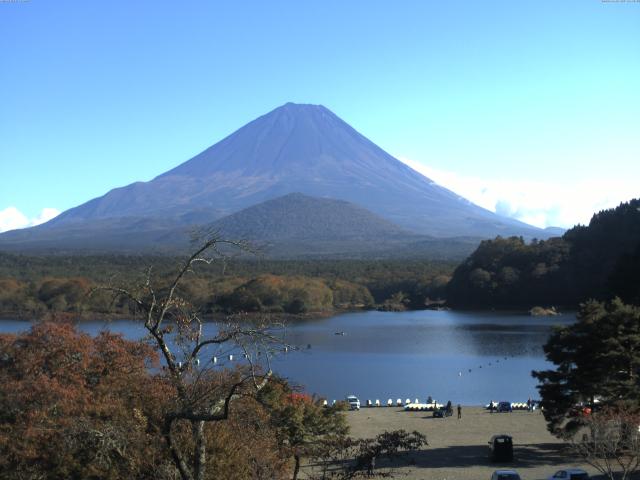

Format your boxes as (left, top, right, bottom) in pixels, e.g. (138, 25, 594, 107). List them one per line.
(0, 310, 573, 405)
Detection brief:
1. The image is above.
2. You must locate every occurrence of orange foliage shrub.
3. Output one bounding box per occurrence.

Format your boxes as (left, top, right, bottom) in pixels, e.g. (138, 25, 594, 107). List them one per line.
(0, 322, 169, 479)
(0, 322, 291, 480)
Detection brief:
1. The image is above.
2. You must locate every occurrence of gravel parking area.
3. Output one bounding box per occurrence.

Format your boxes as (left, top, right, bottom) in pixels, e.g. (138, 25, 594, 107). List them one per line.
(306, 406, 600, 480)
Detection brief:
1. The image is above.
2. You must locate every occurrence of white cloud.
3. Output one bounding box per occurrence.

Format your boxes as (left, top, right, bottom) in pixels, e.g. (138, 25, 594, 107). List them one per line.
(31, 207, 60, 226)
(0, 206, 60, 233)
(398, 157, 638, 229)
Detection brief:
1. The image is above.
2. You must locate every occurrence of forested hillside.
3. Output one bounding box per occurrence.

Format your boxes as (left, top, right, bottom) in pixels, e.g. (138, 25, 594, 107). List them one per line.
(0, 255, 453, 318)
(447, 199, 640, 308)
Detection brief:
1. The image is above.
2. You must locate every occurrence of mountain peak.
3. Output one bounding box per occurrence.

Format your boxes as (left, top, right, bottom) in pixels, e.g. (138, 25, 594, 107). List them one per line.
(266, 101, 336, 124)
(279, 101, 326, 110)
(18, 103, 546, 241)
(158, 100, 378, 179)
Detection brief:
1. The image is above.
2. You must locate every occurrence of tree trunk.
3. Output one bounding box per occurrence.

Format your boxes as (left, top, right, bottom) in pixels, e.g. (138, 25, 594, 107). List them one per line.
(163, 417, 194, 480)
(194, 420, 206, 480)
(292, 453, 301, 480)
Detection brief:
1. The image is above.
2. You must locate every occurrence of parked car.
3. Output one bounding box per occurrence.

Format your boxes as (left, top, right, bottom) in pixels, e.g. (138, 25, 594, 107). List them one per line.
(488, 434, 514, 462)
(433, 406, 453, 418)
(497, 401, 513, 413)
(346, 395, 360, 410)
(491, 470, 521, 480)
(547, 468, 590, 480)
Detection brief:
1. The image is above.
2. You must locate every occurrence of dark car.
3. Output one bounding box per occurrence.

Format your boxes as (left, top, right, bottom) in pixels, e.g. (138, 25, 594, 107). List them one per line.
(547, 468, 590, 480)
(433, 406, 453, 418)
(488, 434, 514, 462)
(491, 470, 521, 480)
(497, 401, 512, 413)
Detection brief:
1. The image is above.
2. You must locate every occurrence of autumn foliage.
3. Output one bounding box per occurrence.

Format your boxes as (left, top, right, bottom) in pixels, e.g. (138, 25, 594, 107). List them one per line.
(0, 254, 455, 318)
(0, 322, 290, 479)
(0, 321, 166, 478)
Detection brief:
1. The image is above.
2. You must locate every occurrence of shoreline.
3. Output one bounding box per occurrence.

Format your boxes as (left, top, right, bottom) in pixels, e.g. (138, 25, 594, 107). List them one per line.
(0, 305, 573, 323)
(0, 308, 349, 323)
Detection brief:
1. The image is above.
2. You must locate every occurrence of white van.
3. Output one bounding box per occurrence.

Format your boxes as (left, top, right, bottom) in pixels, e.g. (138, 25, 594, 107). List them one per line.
(346, 395, 361, 410)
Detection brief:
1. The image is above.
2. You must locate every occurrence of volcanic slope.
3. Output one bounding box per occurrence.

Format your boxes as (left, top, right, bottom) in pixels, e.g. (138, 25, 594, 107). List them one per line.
(0, 102, 546, 253)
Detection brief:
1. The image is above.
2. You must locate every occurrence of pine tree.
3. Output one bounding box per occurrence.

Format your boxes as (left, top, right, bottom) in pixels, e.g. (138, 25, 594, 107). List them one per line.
(533, 299, 640, 436)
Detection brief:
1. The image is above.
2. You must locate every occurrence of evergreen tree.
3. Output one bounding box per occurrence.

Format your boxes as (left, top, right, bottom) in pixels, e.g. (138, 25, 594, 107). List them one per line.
(533, 299, 640, 436)
(447, 198, 640, 309)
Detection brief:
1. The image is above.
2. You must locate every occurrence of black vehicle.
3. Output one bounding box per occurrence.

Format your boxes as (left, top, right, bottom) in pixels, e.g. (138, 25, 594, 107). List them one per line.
(491, 470, 521, 480)
(497, 401, 512, 413)
(433, 406, 453, 418)
(488, 434, 514, 462)
(547, 468, 590, 480)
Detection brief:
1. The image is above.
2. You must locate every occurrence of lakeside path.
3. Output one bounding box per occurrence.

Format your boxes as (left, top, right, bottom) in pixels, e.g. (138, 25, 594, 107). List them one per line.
(316, 406, 598, 480)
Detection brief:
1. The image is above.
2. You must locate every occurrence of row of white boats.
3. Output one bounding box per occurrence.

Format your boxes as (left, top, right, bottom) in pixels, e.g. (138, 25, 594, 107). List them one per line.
(322, 398, 445, 409)
(321, 398, 537, 411)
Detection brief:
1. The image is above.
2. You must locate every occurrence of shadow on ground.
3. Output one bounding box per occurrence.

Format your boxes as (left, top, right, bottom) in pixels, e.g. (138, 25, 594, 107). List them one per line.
(304, 443, 625, 479)
(373, 442, 570, 471)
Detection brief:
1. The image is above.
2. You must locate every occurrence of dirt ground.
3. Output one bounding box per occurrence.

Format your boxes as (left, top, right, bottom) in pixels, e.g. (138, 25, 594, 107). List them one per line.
(305, 406, 600, 480)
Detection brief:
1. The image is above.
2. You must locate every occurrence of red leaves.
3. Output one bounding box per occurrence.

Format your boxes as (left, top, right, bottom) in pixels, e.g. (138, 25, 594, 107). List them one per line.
(0, 322, 163, 477)
(285, 392, 313, 405)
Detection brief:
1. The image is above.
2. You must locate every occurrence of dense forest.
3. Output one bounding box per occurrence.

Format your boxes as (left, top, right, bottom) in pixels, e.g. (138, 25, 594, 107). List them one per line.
(3, 199, 638, 317)
(0, 255, 454, 318)
(447, 199, 640, 308)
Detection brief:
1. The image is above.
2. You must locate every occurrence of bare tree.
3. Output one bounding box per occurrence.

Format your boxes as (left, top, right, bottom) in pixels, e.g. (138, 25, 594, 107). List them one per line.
(570, 404, 640, 480)
(308, 430, 427, 479)
(100, 234, 286, 480)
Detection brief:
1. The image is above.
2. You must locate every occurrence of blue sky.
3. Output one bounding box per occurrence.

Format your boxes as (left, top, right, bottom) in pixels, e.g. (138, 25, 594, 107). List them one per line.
(1, 0, 639, 231)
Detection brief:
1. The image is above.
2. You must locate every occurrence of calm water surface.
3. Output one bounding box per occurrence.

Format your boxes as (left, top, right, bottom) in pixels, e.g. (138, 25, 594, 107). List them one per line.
(0, 310, 574, 405)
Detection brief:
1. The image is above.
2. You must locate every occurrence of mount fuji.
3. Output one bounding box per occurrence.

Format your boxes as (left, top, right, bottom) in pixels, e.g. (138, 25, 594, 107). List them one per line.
(0, 103, 546, 255)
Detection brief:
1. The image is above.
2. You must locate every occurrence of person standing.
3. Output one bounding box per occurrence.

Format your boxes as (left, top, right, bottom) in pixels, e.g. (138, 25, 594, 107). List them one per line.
(457, 404, 462, 419)
(489, 400, 494, 414)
